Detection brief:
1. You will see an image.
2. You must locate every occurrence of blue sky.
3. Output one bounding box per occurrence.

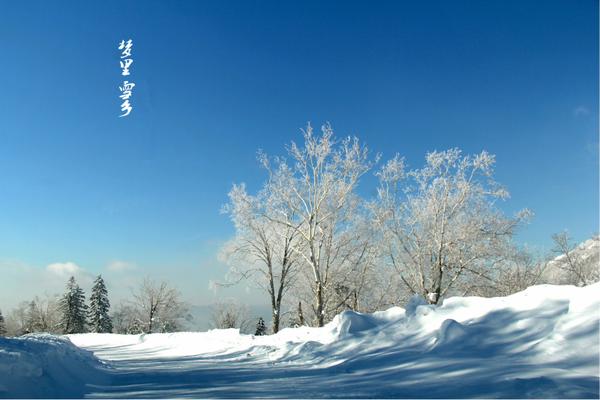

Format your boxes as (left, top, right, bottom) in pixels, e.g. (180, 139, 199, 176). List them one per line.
(0, 0, 597, 308)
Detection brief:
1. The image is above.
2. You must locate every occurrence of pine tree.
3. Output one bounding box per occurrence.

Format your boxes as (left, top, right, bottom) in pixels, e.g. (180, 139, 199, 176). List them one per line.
(0, 309, 6, 336)
(59, 276, 88, 334)
(255, 317, 267, 336)
(88, 275, 113, 333)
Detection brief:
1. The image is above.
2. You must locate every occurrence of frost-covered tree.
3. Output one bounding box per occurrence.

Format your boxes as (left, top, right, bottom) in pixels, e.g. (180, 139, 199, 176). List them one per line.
(24, 300, 41, 333)
(6, 302, 28, 336)
(88, 275, 113, 333)
(220, 183, 298, 333)
(285, 212, 387, 323)
(0, 309, 6, 336)
(131, 277, 186, 333)
(7, 296, 60, 335)
(479, 247, 547, 297)
(111, 303, 144, 334)
(59, 276, 88, 333)
(41, 296, 61, 333)
(210, 299, 250, 331)
(258, 123, 375, 326)
(548, 233, 599, 286)
(254, 317, 267, 336)
(374, 149, 530, 304)
(322, 215, 391, 319)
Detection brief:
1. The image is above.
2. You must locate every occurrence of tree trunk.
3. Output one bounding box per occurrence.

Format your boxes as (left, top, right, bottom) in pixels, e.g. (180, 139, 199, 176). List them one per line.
(427, 264, 443, 304)
(315, 281, 324, 327)
(147, 304, 156, 333)
(272, 283, 284, 333)
(272, 309, 280, 334)
(297, 302, 304, 326)
(268, 269, 278, 334)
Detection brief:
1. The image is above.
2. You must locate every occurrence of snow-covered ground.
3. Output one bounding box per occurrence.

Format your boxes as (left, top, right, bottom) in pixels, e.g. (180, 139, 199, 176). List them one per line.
(1, 283, 598, 398)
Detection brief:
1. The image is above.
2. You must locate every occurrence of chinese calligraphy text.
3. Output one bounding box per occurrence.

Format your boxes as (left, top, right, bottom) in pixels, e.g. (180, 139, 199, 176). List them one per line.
(118, 39, 134, 117)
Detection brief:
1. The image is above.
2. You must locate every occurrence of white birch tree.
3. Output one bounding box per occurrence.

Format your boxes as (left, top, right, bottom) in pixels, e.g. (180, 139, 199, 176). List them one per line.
(220, 183, 298, 333)
(258, 123, 375, 326)
(131, 278, 186, 333)
(374, 148, 530, 304)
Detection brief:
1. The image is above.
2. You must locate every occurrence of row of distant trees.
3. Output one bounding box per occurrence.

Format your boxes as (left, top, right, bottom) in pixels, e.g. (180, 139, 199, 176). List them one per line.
(0, 277, 274, 337)
(0, 276, 188, 337)
(0, 276, 112, 337)
(218, 123, 600, 333)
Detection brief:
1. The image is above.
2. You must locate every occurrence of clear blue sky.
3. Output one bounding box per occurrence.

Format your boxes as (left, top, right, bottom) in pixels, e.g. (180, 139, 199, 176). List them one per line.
(0, 0, 597, 307)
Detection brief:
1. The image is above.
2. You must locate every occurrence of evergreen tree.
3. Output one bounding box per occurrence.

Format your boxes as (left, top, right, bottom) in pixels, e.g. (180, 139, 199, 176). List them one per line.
(59, 276, 88, 334)
(0, 309, 6, 336)
(254, 317, 267, 336)
(88, 275, 113, 333)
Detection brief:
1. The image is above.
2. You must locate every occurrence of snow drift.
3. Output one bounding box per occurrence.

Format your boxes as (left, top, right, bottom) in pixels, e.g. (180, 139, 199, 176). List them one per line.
(1, 283, 599, 398)
(0, 334, 107, 398)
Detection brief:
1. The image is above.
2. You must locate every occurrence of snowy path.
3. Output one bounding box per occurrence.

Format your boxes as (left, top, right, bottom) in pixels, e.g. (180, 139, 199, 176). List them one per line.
(84, 351, 338, 398)
(80, 337, 599, 399)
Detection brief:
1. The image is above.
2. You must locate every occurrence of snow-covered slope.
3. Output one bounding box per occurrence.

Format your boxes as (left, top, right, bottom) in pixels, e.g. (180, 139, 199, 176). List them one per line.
(1, 283, 599, 398)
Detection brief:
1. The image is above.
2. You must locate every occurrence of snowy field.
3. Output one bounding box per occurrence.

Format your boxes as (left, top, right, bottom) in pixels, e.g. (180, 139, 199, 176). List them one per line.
(1, 283, 598, 399)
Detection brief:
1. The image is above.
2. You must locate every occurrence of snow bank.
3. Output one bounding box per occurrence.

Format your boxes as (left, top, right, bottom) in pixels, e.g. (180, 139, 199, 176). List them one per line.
(0, 334, 107, 398)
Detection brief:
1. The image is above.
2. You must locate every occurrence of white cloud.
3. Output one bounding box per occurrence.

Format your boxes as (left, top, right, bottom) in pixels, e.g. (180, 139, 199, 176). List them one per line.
(45, 261, 94, 289)
(46, 261, 82, 277)
(106, 260, 136, 272)
(574, 106, 590, 117)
